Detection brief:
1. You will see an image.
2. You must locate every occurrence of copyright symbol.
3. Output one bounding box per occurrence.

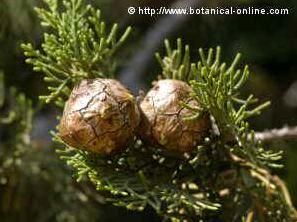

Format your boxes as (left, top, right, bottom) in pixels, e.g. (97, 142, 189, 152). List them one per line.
(128, 7, 136, 15)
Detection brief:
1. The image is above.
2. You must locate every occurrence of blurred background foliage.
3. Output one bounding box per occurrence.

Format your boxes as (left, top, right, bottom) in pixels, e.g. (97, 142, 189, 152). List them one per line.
(0, 0, 296, 221)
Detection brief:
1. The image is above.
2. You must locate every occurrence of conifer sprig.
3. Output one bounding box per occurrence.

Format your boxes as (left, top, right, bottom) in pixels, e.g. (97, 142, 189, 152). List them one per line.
(22, 0, 131, 107)
(157, 39, 295, 220)
(54, 133, 221, 221)
(188, 46, 280, 168)
(22, 1, 297, 221)
(156, 39, 191, 81)
(157, 39, 281, 168)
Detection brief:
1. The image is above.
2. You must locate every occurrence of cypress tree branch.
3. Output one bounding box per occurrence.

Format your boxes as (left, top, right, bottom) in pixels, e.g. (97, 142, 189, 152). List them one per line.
(22, 1, 297, 221)
(254, 126, 297, 142)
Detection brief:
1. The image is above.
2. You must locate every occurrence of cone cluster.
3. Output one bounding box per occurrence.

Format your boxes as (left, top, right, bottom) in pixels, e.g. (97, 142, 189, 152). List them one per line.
(59, 78, 210, 155)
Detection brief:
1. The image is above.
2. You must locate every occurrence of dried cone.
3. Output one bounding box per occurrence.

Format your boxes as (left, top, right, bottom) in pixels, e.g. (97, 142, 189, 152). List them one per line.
(59, 78, 140, 155)
(139, 79, 210, 153)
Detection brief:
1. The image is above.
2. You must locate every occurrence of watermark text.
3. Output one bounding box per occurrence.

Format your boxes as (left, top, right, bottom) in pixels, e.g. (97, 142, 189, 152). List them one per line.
(127, 6, 290, 16)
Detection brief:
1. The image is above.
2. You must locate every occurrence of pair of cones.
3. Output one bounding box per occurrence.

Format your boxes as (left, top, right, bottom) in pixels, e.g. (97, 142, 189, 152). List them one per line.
(59, 78, 210, 155)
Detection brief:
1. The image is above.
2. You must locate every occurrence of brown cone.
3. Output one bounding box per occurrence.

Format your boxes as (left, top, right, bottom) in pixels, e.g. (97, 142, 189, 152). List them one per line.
(59, 78, 140, 155)
(139, 79, 210, 153)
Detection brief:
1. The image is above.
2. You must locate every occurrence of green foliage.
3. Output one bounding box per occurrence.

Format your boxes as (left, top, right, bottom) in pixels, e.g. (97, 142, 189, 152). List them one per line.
(155, 39, 191, 81)
(157, 40, 295, 221)
(157, 39, 283, 168)
(22, 0, 297, 221)
(22, 0, 131, 107)
(54, 134, 222, 221)
(189, 48, 292, 221)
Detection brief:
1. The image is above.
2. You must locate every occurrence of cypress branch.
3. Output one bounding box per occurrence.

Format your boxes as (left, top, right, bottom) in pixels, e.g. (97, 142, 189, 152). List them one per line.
(22, 1, 297, 221)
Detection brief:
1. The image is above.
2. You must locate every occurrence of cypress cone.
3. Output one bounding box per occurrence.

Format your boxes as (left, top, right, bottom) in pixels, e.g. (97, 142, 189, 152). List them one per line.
(139, 79, 211, 153)
(59, 78, 140, 155)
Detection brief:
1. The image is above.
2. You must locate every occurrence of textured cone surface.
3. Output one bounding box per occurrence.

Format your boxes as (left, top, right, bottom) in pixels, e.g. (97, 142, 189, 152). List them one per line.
(139, 79, 210, 153)
(59, 78, 140, 155)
